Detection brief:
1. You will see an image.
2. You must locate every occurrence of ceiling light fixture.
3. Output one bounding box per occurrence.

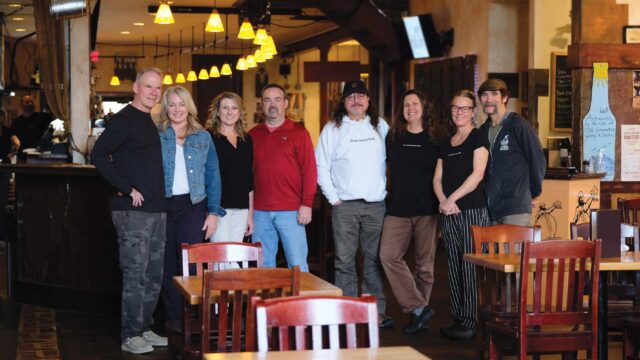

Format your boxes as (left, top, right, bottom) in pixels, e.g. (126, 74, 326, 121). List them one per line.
(237, 18, 255, 40)
(133, 22, 145, 26)
(163, 33, 174, 85)
(254, 48, 265, 63)
(154, 2, 174, 24)
(220, 62, 232, 76)
(175, 30, 185, 83)
(187, 70, 198, 81)
(162, 74, 173, 85)
(12, 17, 23, 21)
(110, 75, 120, 86)
(245, 55, 257, 68)
(205, 0, 224, 33)
(15, 28, 26, 32)
(209, 65, 220, 78)
(236, 57, 247, 71)
(120, 31, 130, 35)
(175, 73, 186, 83)
(253, 28, 268, 45)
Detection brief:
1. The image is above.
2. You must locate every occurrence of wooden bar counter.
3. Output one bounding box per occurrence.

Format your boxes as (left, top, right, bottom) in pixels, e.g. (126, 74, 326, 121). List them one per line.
(0, 163, 121, 312)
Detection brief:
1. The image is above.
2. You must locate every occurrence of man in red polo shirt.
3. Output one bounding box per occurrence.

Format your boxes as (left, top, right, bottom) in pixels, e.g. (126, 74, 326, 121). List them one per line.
(248, 83, 317, 270)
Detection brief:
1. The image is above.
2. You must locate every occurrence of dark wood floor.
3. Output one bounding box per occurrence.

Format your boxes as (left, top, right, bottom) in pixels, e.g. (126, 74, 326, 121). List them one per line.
(0, 241, 623, 359)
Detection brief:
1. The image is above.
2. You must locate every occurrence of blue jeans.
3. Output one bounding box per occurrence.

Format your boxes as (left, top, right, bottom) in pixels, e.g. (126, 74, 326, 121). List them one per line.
(252, 210, 309, 271)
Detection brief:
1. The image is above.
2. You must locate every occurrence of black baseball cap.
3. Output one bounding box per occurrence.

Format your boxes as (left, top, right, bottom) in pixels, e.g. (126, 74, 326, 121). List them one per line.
(342, 80, 369, 98)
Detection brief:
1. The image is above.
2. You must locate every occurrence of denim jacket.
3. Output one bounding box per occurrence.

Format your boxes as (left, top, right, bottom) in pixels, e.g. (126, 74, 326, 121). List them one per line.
(159, 126, 226, 217)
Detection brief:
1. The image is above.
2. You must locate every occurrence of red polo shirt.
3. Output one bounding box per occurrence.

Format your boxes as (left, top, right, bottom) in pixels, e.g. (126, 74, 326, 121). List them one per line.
(248, 118, 317, 210)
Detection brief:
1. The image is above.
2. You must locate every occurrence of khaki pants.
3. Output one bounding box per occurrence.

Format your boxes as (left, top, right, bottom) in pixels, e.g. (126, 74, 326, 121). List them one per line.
(379, 215, 438, 314)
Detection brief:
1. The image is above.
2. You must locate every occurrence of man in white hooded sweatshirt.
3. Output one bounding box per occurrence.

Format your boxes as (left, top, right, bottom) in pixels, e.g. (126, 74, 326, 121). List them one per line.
(315, 80, 393, 328)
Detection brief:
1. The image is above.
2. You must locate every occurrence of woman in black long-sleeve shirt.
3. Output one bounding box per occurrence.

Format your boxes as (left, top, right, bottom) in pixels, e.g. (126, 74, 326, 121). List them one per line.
(207, 91, 254, 242)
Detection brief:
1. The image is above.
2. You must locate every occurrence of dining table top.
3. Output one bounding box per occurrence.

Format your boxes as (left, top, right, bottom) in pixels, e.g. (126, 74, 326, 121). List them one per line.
(173, 271, 343, 305)
(203, 346, 431, 360)
(463, 251, 640, 272)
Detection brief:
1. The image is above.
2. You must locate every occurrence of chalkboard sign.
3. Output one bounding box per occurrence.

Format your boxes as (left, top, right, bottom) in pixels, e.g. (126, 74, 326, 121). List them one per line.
(551, 52, 573, 132)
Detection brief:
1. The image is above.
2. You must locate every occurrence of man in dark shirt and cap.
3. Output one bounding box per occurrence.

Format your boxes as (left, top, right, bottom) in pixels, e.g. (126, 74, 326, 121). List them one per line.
(11, 95, 51, 159)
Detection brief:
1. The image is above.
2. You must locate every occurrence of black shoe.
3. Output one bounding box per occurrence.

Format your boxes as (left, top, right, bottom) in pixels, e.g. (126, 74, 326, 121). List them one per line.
(440, 323, 459, 338)
(443, 325, 475, 340)
(378, 314, 395, 329)
(402, 307, 434, 334)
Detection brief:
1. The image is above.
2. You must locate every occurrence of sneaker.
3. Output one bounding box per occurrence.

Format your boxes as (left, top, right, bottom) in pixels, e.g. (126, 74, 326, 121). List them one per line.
(142, 330, 168, 346)
(121, 336, 153, 354)
(377, 313, 395, 329)
(402, 307, 434, 334)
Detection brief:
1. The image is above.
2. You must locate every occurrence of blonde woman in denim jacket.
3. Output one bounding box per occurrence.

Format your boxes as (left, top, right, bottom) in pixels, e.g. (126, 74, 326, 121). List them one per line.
(157, 86, 225, 324)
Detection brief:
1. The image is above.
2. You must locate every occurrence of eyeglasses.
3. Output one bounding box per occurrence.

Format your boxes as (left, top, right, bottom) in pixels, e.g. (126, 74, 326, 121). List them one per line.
(451, 105, 474, 113)
(345, 93, 367, 102)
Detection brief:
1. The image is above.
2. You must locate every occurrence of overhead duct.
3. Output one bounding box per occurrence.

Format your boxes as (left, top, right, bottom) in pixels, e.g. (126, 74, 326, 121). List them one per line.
(50, 0, 88, 20)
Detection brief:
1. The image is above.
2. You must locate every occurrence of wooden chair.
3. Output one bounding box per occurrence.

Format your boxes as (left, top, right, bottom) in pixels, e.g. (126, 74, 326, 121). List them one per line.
(168, 242, 263, 359)
(620, 198, 640, 225)
(201, 266, 300, 353)
(470, 224, 541, 360)
(254, 294, 379, 351)
(487, 239, 601, 359)
(623, 316, 640, 360)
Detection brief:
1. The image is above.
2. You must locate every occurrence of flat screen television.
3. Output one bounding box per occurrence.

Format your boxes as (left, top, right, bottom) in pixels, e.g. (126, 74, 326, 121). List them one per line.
(400, 14, 443, 59)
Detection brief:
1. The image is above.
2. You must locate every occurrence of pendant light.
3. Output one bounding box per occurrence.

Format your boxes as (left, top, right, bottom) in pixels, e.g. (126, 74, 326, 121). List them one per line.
(245, 54, 257, 68)
(237, 18, 255, 40)
(236, 57, 247, 71)
(254, 48, 265, 63)
(253, 27, 268, 45)
(154, 1, 174, 25)
(110, 75, 120, 86)
(205, 0, 224, 33)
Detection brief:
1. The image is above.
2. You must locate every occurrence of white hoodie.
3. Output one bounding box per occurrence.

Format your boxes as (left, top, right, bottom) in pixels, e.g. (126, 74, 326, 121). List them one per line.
(315, 115, 389, 205)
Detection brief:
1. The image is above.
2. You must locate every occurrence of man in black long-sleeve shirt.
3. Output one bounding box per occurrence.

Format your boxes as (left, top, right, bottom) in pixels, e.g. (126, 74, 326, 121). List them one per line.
(91, 68, 167, 355)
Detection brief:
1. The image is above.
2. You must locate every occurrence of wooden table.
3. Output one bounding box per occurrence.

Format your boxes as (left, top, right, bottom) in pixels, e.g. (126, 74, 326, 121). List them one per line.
(204, 346, 431, 359)
(464, 251, 640, 360)
(173, 272, 343, 305)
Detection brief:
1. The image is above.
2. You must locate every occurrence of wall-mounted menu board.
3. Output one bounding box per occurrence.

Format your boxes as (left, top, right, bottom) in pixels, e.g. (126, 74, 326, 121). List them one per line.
(550, 52, 573, 132)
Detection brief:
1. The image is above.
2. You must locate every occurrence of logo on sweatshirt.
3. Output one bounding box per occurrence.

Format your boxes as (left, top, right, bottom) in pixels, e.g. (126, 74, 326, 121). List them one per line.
(500, 135, 510, 151)
(281, 136, 288, 141)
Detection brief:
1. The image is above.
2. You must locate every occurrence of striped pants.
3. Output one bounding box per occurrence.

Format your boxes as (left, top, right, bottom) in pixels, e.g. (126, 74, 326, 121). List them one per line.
(441, 207, 489, 330)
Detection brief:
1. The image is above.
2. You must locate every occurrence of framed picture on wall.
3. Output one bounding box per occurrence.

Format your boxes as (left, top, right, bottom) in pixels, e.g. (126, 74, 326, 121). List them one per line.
(550, 52, 572, 132)
(623, 25, 640, 44)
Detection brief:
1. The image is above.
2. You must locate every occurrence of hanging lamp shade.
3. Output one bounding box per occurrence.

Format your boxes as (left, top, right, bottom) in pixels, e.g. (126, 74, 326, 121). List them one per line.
(254, 48, 265, 63)
(263, 50, 273, 60)
(198, 68, 210, 80)
(236, 57, 247, 70)
(162, 74, 173, 85)
(245, 55, 257, 68)
(262, 35, 277, 55)
(205, 9, 224, 32)
(237, 18, 255, 39)
(253, 28, 268, 45)
(187, 70, 198, 81)
(175, 72, 186, 83)
(109, 75, 120, 86)
(220, 62, 232, 75)
(209, 65, 221, 78)
(154, 3, 174, 24)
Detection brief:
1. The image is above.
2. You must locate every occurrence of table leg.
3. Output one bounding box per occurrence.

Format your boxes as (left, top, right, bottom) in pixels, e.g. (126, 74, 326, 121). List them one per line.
(598, 271, 608, 360)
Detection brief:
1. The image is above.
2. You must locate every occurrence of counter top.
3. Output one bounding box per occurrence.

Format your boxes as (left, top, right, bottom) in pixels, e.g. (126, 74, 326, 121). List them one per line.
(544, 168, 606, 180)
(0, 163, 99, 176)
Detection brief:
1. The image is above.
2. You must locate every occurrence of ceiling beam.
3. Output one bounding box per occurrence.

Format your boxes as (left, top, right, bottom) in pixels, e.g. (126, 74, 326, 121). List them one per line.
(282, 27, 349, 55)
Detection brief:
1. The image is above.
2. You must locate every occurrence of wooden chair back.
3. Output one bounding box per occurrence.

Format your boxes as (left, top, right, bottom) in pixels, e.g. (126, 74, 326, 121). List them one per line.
(620, 198, 640, 224)
(517, 239, 600, 358)
(181, 242, 263, 275)
(201, 266, 300, 353)
(471, 224, 541, 254)
(470, 224, 541, 360)
(254, 295, 379, 351)
(570, 222, 590, 240)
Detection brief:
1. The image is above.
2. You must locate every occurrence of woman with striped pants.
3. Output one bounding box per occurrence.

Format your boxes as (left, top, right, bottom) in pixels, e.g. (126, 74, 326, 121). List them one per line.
(433, 89, 490, 340)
